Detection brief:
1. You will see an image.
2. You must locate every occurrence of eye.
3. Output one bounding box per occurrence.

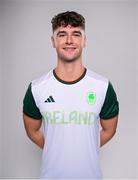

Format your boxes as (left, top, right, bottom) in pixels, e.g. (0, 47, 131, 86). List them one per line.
(57, 33, 66, 37)
(73, 32, 81, 37)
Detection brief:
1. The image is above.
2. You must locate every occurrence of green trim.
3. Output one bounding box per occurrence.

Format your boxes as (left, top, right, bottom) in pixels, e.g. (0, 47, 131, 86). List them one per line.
(23, 83, 42, 120)
(53, 68, 87, 85)
(100, 82, 119, 119)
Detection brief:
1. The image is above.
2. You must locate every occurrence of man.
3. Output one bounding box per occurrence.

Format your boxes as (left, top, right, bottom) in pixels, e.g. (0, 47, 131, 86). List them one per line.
(23, 11, 119, 179)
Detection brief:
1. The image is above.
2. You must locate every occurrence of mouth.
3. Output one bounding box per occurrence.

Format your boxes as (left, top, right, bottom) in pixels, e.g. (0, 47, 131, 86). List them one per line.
(63, 47, 76, 51)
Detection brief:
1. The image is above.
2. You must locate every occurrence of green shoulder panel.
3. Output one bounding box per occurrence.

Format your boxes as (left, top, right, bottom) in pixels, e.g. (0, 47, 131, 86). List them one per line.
(100, 82, 119, 119)
(23, 83, 42, 119)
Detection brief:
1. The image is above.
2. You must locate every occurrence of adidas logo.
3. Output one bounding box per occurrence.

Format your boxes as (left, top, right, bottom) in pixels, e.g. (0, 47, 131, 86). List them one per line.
(45, 96, 55, 103)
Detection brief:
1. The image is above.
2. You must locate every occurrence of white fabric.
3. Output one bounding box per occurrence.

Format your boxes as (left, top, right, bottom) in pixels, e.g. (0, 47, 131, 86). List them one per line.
(32, 68, 108, 179)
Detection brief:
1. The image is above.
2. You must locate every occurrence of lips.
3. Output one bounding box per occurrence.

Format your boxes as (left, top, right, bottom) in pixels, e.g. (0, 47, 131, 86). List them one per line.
(63, 47, 76, 51)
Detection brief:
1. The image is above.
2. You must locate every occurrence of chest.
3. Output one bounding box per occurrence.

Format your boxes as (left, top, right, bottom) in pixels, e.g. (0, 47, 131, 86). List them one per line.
(35, 81, 106, 125)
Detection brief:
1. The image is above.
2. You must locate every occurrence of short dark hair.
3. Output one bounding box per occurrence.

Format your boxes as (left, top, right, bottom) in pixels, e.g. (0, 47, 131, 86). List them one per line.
(51, 11, 85, 32)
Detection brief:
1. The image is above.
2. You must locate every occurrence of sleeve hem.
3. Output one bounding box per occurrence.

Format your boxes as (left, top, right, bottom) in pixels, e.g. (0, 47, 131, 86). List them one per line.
(23, 111, 42, 120)
(100, 111, 119, 120)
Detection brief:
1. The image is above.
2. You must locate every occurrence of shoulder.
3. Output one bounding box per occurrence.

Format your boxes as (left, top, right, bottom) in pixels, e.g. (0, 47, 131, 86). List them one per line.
(31, 69, 53, 88)
(86, 68, 109, 85)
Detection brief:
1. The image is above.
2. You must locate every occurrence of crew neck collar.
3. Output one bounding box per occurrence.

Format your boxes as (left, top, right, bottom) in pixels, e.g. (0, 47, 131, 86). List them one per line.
(53, 68, 87, 85)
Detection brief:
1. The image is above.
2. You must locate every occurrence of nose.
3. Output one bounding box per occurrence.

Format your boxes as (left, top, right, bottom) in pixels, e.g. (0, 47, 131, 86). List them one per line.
(66, 35, 73, 44)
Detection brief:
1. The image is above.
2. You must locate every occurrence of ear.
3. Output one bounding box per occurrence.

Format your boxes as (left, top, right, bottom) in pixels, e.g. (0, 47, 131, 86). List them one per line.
(83, 35, 86, 47)
(51, 35, 56, 48)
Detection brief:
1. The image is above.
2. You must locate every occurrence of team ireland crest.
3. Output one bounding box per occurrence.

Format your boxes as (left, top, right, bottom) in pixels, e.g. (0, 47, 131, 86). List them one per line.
(86, 92, 96, 105)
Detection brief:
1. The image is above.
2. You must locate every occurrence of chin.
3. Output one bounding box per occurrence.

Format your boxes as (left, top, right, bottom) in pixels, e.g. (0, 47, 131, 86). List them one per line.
(63, 58, 79, 63)
(61, 55, 81, 63)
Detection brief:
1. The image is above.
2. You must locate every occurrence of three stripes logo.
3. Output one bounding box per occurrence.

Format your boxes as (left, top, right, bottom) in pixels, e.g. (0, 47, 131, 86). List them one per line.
(45, 96, 55, 103)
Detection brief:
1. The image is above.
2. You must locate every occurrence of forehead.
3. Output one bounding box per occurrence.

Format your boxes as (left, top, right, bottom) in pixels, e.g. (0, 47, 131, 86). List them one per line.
(53, 25, 85, 35)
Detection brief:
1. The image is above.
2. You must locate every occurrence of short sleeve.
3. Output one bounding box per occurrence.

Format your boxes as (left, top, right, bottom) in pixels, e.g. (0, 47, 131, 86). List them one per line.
(23, 83, 42, 119)
(100, 82, 119, 119)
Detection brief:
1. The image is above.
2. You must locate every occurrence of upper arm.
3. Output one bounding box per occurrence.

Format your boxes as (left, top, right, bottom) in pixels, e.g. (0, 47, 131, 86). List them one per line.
(23, 113, 42, 135)
(23, 83, 43, 135)
(100, 115, 118, 133)
(23, 83, 42, 119)
(100, 82, 119, 119)
(99, 82, 119, 133)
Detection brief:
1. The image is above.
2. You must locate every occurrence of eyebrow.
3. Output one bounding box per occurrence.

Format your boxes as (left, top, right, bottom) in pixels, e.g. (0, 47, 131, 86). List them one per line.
(57, 31, 66, 36)
(73, 31, 82, 35)
(56, 30, 82, 36)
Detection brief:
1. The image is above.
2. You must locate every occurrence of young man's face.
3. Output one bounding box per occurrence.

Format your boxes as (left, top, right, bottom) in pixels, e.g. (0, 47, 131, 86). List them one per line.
(51, 25, 86, 63)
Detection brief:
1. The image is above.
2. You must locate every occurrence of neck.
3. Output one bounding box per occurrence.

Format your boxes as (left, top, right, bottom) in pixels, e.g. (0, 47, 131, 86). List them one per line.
(54, 60, 85, 82)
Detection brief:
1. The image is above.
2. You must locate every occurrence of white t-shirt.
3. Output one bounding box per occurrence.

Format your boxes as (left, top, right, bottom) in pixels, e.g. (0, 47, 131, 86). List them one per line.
(23, 68, 119, 179)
